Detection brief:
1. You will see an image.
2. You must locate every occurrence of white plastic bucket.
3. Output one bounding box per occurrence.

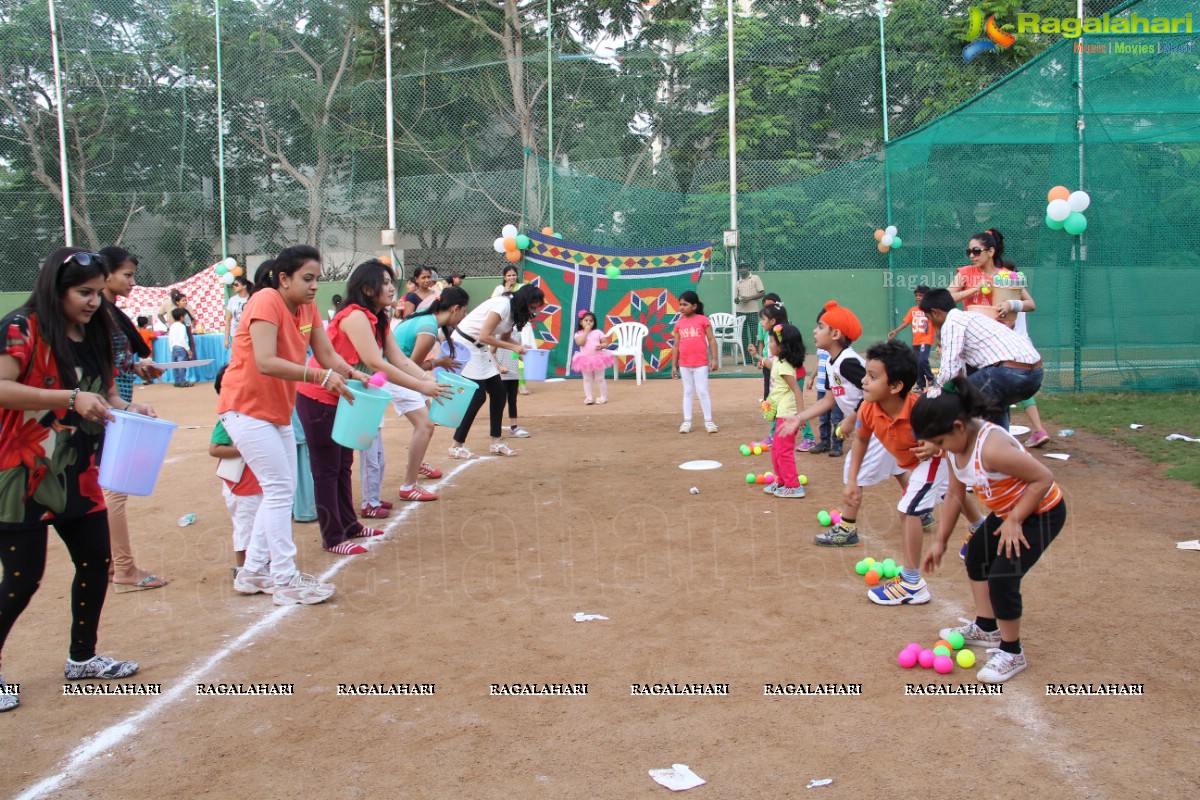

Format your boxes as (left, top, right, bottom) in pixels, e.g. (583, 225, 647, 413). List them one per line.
(523, 348, 550, 381)
(98, 410, 179, 496)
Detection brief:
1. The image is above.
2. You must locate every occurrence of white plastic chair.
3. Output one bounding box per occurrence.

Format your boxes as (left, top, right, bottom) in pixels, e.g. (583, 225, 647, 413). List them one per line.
(708, 312, 745, 368)
(606, 321, 649, 385)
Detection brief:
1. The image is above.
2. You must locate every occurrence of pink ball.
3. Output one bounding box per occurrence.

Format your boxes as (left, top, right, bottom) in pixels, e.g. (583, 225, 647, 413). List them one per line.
(904, 642, 923, 653)
(933, 655, 954, 675)
(830, 511, 842, 525)
(897, 649, 918, 669)
(917, 649, 936, 669)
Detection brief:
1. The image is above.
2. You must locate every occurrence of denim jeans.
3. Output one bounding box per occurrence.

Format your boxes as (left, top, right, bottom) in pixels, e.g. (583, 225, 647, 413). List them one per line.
(817, 390, 844, 447)
(171, 345, 189, 383)
(915, 344, 934, 391)
(968, 366, 1043, 429)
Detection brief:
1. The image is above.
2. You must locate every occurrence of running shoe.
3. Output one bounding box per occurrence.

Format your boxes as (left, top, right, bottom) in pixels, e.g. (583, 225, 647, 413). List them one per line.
(64, 655, 140, 680)
(939, 618, 1002, 647)
(867, 577, 931, 605)
(814, 523, 859, 547)
(397, 486, 438, 502)
(273, 573, 336, 605)
(977, 648, 1028, 683)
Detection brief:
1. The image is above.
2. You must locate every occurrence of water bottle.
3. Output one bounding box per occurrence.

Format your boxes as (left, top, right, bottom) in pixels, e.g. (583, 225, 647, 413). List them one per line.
(178, 513, 197, 527)
(1058, 429, 1075, 438)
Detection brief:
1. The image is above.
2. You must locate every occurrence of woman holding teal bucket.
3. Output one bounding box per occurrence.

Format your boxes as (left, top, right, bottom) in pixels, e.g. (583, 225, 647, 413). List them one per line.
(296, 260, 451, 555)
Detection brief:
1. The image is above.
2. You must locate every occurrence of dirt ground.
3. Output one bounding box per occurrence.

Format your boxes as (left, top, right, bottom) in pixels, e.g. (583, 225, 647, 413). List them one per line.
(1, 372, 1195, 799)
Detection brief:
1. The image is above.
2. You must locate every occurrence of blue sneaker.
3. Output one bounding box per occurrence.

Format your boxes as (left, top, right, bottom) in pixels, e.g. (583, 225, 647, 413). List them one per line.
(814, 523, 859, 547)
(774, 485, 805, 498)
(763, 483, 779, 495)
(868, 576, 930, 605)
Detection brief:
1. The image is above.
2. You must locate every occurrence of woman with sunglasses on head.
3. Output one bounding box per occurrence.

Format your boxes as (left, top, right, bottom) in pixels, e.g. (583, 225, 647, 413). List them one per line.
(98, 245, 169, 592)
(0, 248, 153, 712)
(219, 245, 366, 605)
(448, 284, 545, 458)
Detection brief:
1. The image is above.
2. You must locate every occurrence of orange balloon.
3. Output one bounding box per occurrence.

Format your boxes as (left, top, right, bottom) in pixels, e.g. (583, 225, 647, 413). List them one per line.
(877, 241, 890, 253)
(541, 226, 554, 235)
(505, 249, 522, 263)
(230, 266, 243, 277)
(503, 236, 517, 251)
(378, 254, 392, 266)
(1047, 185, 1070, 203)
(873, 229, 885, 241)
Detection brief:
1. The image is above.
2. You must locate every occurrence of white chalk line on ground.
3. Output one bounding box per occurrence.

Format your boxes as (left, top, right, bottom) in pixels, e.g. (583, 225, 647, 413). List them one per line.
(13, 457, 482, 800)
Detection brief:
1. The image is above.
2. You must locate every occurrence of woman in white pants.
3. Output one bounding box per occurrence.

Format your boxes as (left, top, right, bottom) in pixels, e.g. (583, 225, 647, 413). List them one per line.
(218, 246, 365, 606)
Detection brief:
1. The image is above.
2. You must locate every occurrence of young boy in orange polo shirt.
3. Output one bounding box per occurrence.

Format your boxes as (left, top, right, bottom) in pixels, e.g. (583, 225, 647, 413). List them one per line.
(887, 285, 936, 392)
(850, 340, 958, 605)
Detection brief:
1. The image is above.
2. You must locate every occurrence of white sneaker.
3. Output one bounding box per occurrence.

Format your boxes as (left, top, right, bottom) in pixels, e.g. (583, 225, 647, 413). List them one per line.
(509, 426, 531, 438)
(705, 420, 719, 433)
(679, 421, 692, 434)
(233, 568, 274, 595)
(940, 618, 1001, 647)
(977, 648, 1028, 683)
(273, 573, 335, 606)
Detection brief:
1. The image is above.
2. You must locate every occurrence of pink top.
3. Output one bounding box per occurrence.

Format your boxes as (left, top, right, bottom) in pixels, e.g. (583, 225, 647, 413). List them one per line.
(674, 313, 712, 368)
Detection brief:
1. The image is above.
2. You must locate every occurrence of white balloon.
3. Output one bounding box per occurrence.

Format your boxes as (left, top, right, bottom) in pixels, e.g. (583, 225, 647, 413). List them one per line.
(492, 237, 507, 254)
(1067, 190, 1091, 212)
(880, 234, 894, 247)
(221, 272, 236, 285)
(223, 256, 237, 269)
(884, 225, 898, 237)
(1047, 198, 1071, 221)
(501, 224, 519, 239)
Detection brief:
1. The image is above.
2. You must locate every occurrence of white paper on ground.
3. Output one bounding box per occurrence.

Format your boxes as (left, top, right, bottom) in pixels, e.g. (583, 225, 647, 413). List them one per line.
(648, 764, 705, 791)
(145, 358, 214, 370)
(573, 612, 608, 622)
(1008, 424, 1031, 436)
(1130, 423, 1144, 430)
(679, 460, 723, 470)
(1177, 540, 1200, 551)
(1044, 453, 1070, 460)
(1166, 433, 1200, 443)
(807, 778, 833, 788)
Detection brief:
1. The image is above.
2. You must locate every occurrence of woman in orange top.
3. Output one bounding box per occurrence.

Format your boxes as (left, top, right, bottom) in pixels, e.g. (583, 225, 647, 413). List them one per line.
(912, 376, 1066, 684)
(218, 245, 366, 607)
(947, 229, 1034, 323)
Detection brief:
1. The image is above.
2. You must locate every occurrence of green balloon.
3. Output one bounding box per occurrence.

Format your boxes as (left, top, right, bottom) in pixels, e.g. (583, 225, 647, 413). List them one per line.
(515, 234, 531, 250)
(1045, 213, 1065, 231)
(890, 236, 902, 250)
(1063, 211, 1088, 235)
(817, 510, 832, 527)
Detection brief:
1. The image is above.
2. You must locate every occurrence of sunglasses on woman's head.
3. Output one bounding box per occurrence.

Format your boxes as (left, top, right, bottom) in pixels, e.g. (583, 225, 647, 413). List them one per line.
(62, 251, 106, 269)
(966, 247, 985, 256)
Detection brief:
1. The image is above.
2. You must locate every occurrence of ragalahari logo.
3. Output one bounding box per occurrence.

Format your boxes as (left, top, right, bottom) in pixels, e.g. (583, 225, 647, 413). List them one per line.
(963, 8, 1017, 62)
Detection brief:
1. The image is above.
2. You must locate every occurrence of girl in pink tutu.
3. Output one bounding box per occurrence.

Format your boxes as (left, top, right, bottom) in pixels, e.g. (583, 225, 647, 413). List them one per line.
(571, 310, 615, 404)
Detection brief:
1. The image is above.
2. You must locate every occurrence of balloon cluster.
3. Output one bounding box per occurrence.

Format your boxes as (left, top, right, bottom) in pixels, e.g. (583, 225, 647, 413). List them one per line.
(1044, 186, 1091, 236)
(212, 257, 243, 285)
(492, 224, 532, 264)
(873, 225, 902, 253)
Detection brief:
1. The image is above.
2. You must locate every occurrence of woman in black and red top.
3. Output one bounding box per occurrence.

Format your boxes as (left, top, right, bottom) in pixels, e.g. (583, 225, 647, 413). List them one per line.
(0, 248, 152, 712)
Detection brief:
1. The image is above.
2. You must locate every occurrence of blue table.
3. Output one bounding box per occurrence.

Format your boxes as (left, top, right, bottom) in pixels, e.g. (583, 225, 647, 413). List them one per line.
(149, 333, 230, 384)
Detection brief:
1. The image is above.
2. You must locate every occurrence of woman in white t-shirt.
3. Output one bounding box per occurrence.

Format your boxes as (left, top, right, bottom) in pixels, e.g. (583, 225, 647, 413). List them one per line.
(450, 284, 544, 458)
(224, 275, 251, 348)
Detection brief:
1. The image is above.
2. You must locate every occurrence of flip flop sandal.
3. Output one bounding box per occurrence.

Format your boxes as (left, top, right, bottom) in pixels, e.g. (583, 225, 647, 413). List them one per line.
(112, 573, 168, 593)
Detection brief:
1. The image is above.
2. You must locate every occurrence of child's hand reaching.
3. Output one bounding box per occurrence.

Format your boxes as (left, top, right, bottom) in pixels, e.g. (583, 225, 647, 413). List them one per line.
(775, 415, 800, 437)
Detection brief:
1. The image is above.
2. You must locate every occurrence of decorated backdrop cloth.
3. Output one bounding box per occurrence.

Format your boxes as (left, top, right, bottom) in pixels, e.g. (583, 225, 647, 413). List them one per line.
(521, 233, 713, 378)
(115, 267, 227, 336)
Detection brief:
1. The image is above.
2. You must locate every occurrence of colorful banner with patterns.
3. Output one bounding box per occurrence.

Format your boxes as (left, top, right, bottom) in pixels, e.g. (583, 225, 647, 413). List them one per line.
(520, 232, 712, 378)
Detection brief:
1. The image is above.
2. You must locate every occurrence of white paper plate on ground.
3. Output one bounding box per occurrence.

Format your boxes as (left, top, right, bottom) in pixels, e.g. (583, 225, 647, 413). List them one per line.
(544, 378, 566, 382)
(1009, 425, 1030, 436)
(680, 460, 722, 470)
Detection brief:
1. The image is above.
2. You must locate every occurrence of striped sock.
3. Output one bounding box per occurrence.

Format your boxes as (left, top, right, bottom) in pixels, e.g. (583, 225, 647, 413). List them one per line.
(901, 567, 920, 585)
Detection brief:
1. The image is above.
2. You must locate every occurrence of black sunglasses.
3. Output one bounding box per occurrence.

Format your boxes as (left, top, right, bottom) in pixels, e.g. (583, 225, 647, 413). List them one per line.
(965, 247, 986, 256)
(60, 251, 111, 272)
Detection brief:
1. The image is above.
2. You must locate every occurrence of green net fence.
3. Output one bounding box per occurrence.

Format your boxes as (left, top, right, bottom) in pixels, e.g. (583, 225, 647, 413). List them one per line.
(1, 0, 1197, 388)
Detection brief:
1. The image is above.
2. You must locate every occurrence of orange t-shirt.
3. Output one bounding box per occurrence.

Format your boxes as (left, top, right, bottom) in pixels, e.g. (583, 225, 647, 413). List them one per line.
(857, 393, 921, 470)
(902, 306, 935, 347)
(216, 289, 320, 426)
(138, 329, 157, 350)
(956, 265, 993, 308)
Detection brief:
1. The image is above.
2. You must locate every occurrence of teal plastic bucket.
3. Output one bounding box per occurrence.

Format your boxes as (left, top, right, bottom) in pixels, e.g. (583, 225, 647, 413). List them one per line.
(98, 410, 179, 496)
(523, 348, 549, 381)
(429, 372, 479, 428)
(332, 380, 390, 450)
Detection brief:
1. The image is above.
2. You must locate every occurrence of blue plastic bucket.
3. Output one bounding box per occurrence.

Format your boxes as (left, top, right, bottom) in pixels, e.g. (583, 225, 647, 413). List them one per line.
(429, 372, 480, 428)
(332, 380, 391, 450)
(523, 348, 550, 381)
(98, 410, 179, 496)
(434, 339, 471, 381)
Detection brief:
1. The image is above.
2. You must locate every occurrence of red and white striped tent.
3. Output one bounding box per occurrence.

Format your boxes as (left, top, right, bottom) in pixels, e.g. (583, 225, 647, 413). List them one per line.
(115, 266, 227, 332)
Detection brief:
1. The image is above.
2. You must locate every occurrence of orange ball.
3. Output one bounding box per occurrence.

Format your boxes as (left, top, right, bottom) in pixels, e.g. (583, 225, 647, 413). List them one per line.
(934, 639, 952, 651)
(504, 249, 522, 263)
(541, 226, 554, 235)
(1047, 185, 1071, 203)
(865, 570, 881, 585)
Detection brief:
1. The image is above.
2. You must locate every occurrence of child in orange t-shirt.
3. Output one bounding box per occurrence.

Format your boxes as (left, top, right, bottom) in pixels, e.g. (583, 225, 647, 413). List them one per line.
(887, 285, 936, 392)
(136, 316, 158, 383)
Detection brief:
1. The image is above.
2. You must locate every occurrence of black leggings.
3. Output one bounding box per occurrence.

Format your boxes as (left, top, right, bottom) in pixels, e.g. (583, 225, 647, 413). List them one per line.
(761, 367, 770, 400)
(454, 373, 507, 443)
(965, 501, 1067, 620)
(503, 380, 519, 419)
(0, 512, 111, 664)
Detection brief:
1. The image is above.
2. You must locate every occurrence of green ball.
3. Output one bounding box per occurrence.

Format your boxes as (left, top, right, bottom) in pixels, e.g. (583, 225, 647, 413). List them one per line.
(882, 564, 898, 579)
(817, 510, 832, 526)
(1063, 211, 1087, 235)
(946, 632, 965, 650)
(956, 649, 976, 668)
(515, 234, 531, 250)
(799, 475, 808, 486)
(605, 265, 621, 278)
(882, 558, 896, 571)
(740, 445, 752, 456)
(855, 560, 869, 575)
(933, 645, 952, 657)
(746, 473, 756, 484)
(1045, 213, 1065, 231)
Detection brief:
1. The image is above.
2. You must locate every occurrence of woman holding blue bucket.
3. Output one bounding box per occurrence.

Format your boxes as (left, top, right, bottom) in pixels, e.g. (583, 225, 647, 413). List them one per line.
(449, 284, 545, 458)
(359, 286, 471, 515)
(297, 259, 451, 554)
(220, 246, 363, 605)
(0, 248, 151, 712)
